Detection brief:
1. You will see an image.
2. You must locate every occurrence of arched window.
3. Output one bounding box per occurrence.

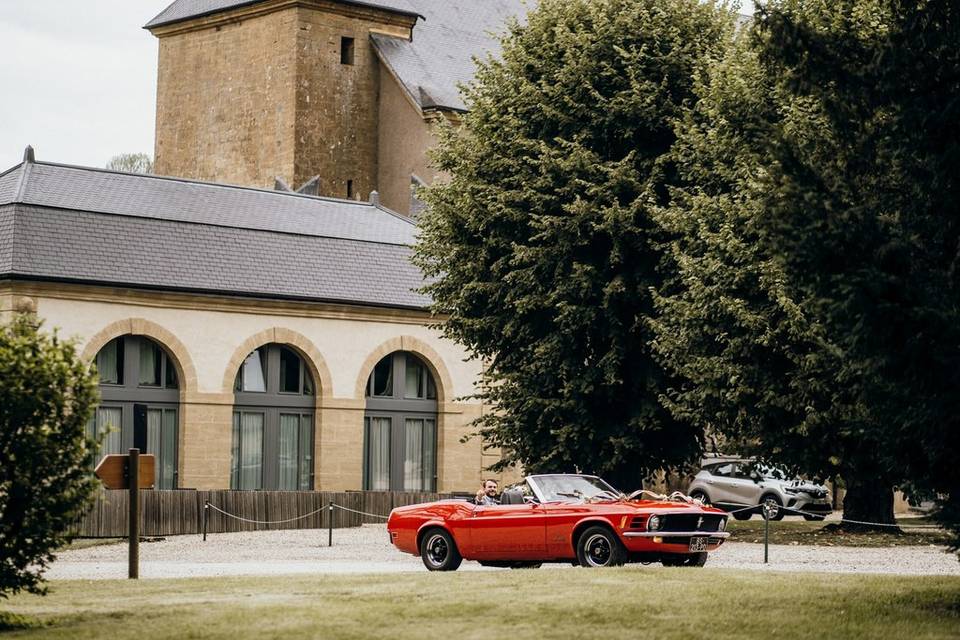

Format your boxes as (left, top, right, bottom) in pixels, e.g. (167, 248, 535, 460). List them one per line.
(364, 351, 438, 492)
(232, 344, 315, 490)
(87, 335, 180, 489)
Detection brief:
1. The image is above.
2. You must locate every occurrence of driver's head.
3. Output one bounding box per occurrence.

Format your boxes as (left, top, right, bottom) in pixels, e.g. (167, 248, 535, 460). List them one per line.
(482, 479, 498, 496)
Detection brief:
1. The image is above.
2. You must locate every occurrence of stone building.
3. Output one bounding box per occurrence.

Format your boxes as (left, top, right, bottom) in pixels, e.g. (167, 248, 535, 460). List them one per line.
(0, 1, 538, 493)
(146, 0, 527, 216)
(0, 149, 505, 491)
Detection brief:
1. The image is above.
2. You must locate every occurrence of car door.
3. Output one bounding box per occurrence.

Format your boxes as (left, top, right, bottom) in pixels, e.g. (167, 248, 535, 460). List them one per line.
(464, 502, 547, 560)
(724, 463, 762, 506)
(704, 463, 739, 505)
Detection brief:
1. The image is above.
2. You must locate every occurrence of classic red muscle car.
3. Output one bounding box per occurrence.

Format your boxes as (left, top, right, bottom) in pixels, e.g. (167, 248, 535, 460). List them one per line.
(387, 474, 729, 571)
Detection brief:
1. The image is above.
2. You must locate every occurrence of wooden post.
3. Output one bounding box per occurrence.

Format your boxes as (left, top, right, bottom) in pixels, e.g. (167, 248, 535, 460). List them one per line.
(128, 448, 140, 579)
(328, 501, 334, 547)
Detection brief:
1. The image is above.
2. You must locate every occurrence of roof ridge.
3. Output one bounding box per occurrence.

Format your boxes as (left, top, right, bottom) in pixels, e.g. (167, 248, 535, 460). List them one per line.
(13, 161, 31, 204)
(28, 159, 411, 214)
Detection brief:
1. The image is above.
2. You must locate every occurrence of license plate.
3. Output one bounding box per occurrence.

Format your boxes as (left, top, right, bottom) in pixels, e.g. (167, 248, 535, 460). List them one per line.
(689, 537, 708, 552)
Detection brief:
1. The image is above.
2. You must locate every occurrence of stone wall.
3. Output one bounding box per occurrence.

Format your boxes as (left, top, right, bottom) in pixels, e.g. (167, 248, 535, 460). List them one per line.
(376, 67, 442, 216)
(3, 281, 506, 493)
(153, 8, 299, 188)
(152, 1, 416, 201)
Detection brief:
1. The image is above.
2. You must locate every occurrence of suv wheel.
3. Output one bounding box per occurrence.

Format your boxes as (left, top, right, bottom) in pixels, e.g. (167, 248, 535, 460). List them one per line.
(689, 490, 711, 507)
(761, 494, 785, 521)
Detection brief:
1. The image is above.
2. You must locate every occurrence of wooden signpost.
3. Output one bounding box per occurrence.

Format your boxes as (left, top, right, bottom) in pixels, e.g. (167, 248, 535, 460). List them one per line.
(94, 450, 155, 579)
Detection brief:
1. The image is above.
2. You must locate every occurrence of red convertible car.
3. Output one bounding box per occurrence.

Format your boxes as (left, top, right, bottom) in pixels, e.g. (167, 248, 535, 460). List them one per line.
(387, 474, 729, 571)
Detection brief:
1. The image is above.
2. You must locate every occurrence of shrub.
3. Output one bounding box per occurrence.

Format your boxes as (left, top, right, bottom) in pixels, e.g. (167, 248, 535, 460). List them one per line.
(0, 314, 99, 597)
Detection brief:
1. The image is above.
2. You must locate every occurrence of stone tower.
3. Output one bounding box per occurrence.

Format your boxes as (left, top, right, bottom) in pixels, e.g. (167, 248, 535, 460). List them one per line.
(148, 0, 419, 200)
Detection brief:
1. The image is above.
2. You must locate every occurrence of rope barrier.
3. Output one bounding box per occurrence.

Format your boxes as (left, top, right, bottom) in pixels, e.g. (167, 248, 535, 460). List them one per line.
(203, 502, 390, 526)
(204, 502, 330, 525)
(711, 502, 940, 528)
(772, 504, 942, 528)
(330, 505, 390, 520)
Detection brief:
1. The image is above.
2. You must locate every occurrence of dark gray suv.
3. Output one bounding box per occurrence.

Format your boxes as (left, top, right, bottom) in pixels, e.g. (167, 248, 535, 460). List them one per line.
(686, 460, 832, 521)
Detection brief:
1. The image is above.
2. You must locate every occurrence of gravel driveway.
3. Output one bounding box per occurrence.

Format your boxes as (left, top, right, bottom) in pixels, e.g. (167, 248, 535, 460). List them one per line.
(46, 525, 959, 580)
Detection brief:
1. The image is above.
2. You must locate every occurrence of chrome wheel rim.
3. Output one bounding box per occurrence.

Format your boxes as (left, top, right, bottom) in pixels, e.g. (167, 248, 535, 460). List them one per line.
(425, 534, 448, 567)
(763, 498, 779, 518)
(584, 533, 612, 567)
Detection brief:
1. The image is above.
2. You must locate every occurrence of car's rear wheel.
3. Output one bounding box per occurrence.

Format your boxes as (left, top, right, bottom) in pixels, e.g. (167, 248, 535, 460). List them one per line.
(761, 494, 785, 521)
(660, 552, 708, 568)
(689, 490, 711, 507)
(420, 528, 462, 572)
(576, 526, 627, 568)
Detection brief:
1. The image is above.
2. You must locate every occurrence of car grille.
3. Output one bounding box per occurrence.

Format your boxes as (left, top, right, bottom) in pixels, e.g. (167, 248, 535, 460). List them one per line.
(662, 514, 724, 533)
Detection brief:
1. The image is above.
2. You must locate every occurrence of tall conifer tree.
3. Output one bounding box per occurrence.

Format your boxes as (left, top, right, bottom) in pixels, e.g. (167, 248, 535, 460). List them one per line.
(654, 0, 959, 534)
(416, 0, 732, 487)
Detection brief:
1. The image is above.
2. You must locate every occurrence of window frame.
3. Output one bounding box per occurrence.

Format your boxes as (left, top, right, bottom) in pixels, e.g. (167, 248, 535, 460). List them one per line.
(231, 343, 316, 490)
(363, 351, 439, 492)
(91, 335, 180, 489)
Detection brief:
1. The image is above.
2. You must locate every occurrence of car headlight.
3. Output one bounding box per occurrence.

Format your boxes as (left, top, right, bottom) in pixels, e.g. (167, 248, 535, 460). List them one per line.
(784, 487, 801, 494)
(718, 518, 726, 532)
(647, 515, 662, 531)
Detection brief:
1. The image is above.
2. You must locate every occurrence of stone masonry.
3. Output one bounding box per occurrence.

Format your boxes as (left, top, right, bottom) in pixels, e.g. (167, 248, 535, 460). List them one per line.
(152, 1, 416, 201)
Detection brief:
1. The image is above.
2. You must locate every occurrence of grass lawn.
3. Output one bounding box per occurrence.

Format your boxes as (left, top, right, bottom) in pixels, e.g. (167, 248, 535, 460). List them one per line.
(1, 569, 957, 640)
(726, 516, 953, 547)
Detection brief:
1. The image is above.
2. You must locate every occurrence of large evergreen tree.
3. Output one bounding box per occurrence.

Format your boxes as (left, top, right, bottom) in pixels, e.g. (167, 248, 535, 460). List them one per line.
(653, 0, 959, 534)
(415, 0, 732, 488)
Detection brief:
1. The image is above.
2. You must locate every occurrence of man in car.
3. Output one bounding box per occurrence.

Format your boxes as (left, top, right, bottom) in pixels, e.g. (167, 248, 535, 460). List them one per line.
(475, 479, 500, 505)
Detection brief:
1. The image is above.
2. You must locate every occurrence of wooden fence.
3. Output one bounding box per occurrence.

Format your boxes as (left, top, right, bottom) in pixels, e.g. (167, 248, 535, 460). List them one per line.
(75, 490, 454, 538)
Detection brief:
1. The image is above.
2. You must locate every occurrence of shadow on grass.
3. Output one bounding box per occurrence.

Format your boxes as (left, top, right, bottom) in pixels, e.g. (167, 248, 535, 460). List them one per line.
(0, 610, 44, 632)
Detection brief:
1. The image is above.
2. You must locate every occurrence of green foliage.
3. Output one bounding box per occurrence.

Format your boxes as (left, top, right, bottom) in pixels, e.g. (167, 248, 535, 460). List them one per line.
(105, 153, 153, 174)
(416, 0, 733, 487)
(0, 315, 99, 597)
(652, 0, 960, 534)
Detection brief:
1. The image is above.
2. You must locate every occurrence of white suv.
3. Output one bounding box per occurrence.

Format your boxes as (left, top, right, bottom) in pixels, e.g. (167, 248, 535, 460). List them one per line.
(686, 460, 832, 521)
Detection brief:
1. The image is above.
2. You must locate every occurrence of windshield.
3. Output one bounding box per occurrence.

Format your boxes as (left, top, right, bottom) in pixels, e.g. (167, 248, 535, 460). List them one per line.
(530, 475, 620, 503)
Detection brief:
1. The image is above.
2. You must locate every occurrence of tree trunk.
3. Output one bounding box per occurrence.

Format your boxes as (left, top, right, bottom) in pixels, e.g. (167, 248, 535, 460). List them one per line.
(841, 475, 899, 532)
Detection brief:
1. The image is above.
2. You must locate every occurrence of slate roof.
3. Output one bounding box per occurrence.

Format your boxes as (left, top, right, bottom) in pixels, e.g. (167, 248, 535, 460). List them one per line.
(147, 0, 530, 113)
(0, 160, 431, 310)
(145, 0, 422, 28)
(371, 1, 528, 112)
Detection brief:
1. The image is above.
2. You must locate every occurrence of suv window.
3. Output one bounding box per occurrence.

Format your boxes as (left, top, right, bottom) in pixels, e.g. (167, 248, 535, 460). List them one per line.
(711, 463, 735, 477)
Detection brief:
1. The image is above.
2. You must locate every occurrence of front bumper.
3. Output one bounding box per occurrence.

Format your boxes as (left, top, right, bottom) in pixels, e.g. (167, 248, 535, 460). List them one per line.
(621, 530, 728, 554)
(623, 531, 731, 539)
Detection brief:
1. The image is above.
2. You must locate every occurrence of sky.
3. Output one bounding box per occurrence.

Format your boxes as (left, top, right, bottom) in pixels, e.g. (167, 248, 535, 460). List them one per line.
(0, 0, 755, 173)
(0, 1, 172, 171)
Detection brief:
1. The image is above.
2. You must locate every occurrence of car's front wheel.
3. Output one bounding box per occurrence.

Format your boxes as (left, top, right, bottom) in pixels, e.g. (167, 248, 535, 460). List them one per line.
(661, 552, 708, 568)
(803, 514, 826, 522)
(420, 528, 463, 572)
(576, 526, 627, 568)
(732, 511, 753, 521)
